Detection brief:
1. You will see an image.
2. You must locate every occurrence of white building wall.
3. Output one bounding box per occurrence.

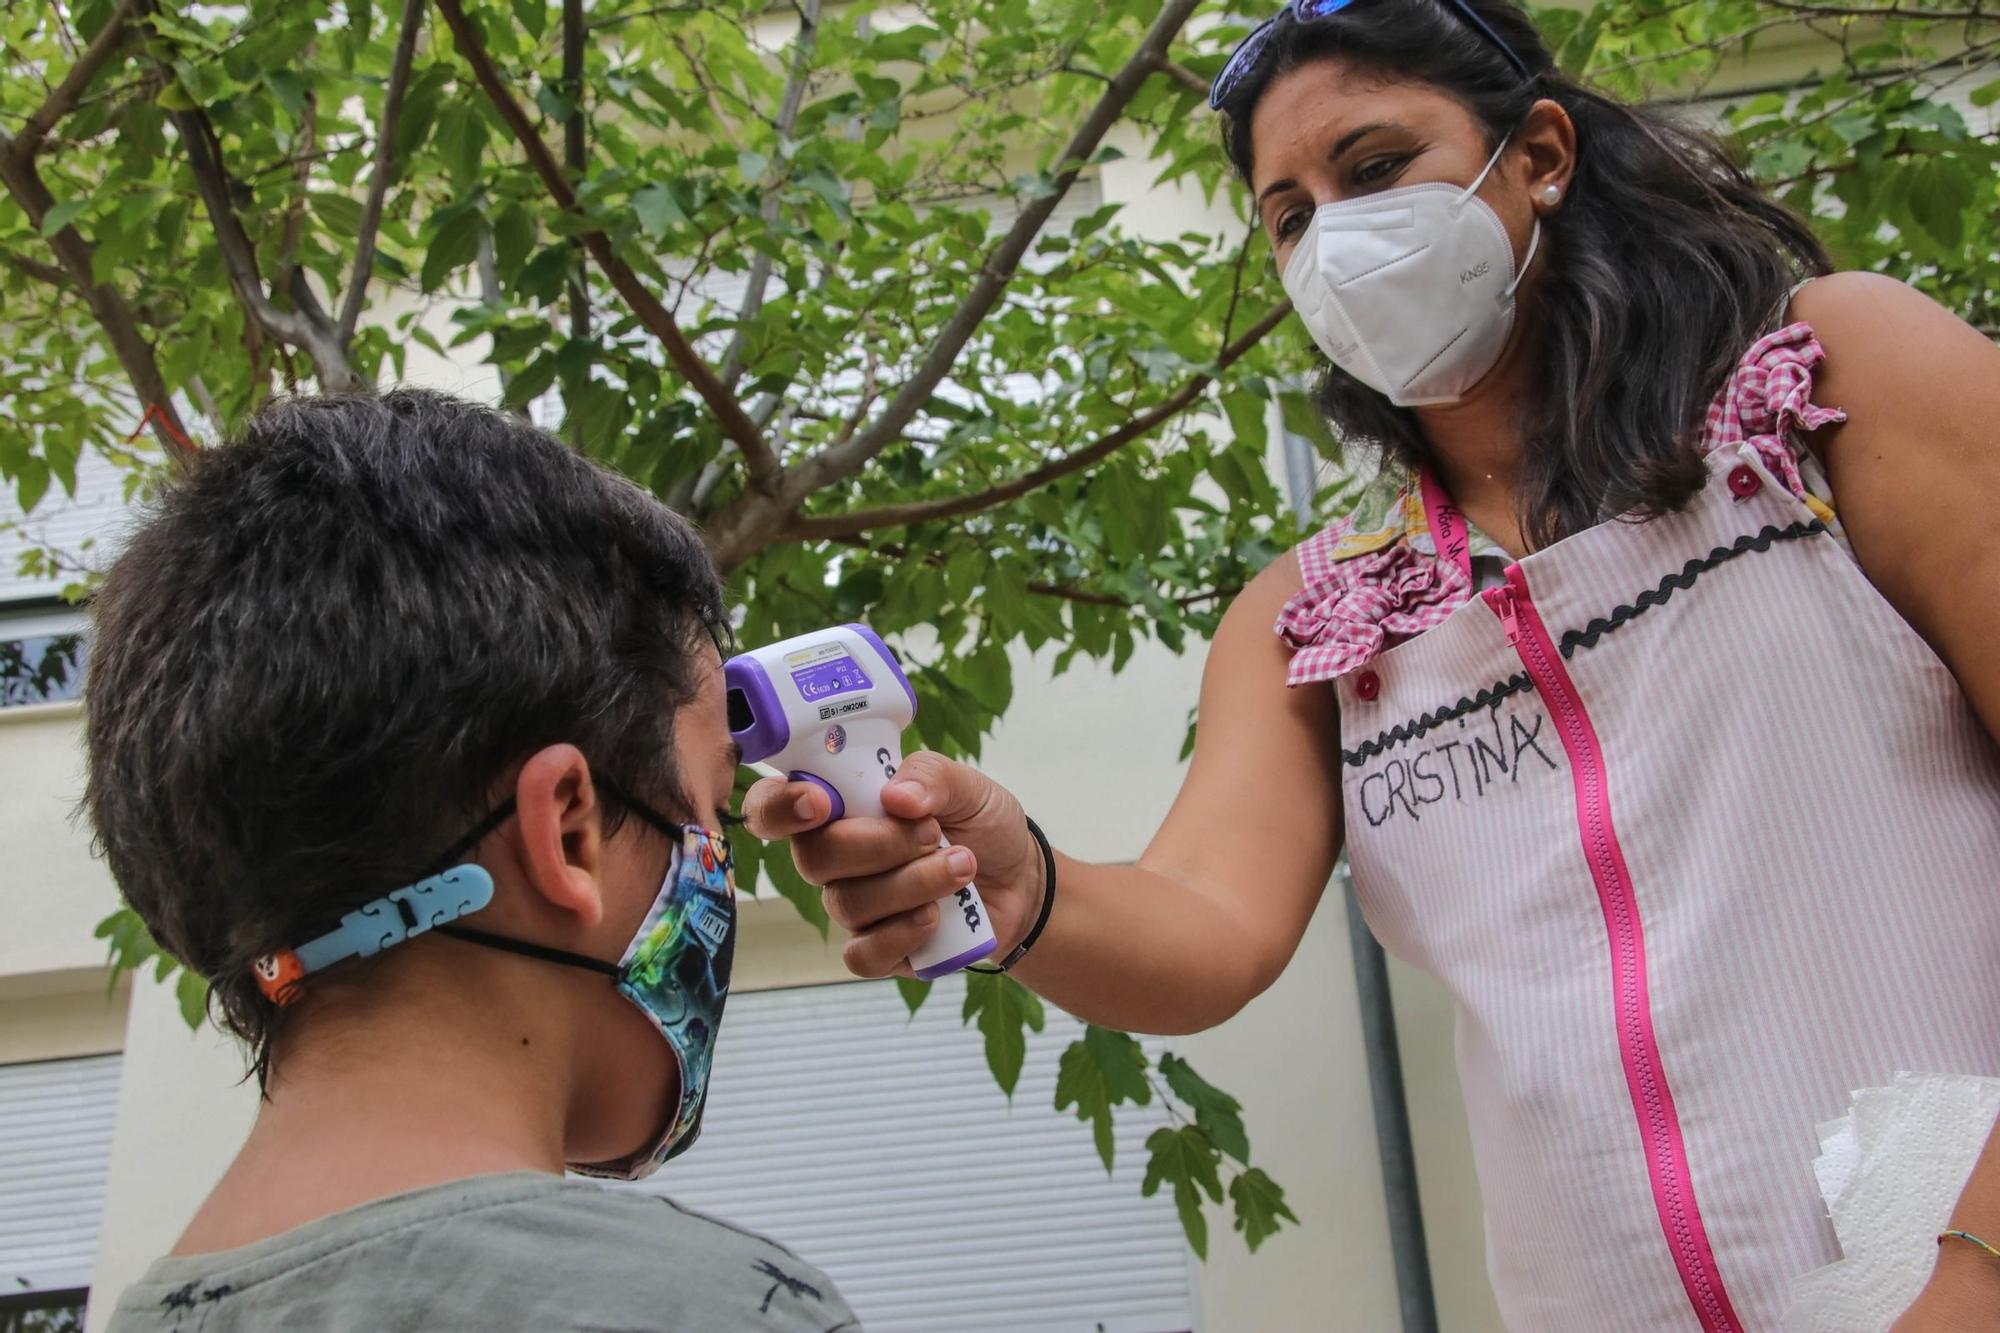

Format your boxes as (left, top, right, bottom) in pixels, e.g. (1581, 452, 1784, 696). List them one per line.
(0, 704, 122, 982)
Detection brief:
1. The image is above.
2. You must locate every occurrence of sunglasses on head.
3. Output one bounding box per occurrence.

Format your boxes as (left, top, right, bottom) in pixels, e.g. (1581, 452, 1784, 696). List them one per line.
(1208, 0, 1533, 110)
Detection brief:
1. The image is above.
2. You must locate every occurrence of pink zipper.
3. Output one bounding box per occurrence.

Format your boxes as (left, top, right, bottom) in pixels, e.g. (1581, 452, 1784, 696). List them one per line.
(1484, 564, 1743, 1333)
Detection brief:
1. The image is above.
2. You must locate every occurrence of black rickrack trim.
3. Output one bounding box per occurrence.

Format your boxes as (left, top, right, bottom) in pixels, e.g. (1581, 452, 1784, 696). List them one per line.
(1340, 518, 1827, 767)
(1340, 673, 1534, 767)
(1556, 520, 1825, 659)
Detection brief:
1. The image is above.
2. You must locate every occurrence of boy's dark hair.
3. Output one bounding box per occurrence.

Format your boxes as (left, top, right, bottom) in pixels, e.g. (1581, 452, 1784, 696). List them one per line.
(83, 389, 729, 1071)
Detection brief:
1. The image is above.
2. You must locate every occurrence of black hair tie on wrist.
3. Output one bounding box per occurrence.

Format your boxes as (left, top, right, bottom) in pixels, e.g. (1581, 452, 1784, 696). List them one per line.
(966, 816, 1056, 976)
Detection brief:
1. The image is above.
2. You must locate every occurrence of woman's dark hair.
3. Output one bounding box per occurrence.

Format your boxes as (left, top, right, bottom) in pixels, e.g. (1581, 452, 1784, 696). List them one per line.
(83, 389, 730, 1076)
(1217, 0, 1831, 546)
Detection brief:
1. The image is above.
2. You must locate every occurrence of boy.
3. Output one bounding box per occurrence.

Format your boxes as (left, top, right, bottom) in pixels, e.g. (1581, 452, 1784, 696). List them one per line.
(85, 390, 856, 1332)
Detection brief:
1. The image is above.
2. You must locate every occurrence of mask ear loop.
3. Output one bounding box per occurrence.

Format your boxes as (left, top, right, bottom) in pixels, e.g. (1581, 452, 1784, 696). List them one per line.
(1448, 133, 1544, 299)
(1506, 220, 1542, 298)
(1448, 135, 1515, 218)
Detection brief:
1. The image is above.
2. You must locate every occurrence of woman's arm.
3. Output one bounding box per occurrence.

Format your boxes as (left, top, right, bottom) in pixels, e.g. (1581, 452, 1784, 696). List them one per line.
(1794, 271, 2000, 1323)
(1800, 272, 2000, 729)
(742, 552, 1347, 1035)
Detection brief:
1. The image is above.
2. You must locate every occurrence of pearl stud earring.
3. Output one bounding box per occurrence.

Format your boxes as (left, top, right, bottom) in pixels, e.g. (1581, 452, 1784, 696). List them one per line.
(1537, 183, 1563, 207)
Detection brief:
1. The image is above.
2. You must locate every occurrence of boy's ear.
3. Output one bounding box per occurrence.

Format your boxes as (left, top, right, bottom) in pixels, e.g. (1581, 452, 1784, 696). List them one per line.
(513, 744, 607, 930)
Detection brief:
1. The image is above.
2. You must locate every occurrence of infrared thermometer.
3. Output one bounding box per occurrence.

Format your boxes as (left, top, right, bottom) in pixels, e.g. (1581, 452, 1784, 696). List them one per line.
(724, 624, 999, 979)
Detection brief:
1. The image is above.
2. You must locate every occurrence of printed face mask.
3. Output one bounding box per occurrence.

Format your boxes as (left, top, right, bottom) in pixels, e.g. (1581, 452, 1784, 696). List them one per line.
(250, 783, 739, 1181)
(571, 822, 738, 1178)
(1280, 137, 1541, 407)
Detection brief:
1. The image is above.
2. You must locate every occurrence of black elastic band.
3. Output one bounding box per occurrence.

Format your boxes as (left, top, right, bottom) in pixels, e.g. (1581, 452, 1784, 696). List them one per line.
(425, 798, 520, 878)
(592, 774, 688, 843)
(967, 816, 1057, 976)
(435, 924, 627, 981)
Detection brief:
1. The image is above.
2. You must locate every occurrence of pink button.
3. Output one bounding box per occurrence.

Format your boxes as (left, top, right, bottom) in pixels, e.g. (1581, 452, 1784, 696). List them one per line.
(1355, 670, 1381, 701)
(1728, 465, 1763, 500)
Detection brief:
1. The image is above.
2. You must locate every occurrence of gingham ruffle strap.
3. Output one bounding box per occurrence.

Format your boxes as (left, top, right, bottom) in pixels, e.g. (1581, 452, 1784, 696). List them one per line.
(1700, 321, 1847, 498)
(1276, 511, 1472, 687)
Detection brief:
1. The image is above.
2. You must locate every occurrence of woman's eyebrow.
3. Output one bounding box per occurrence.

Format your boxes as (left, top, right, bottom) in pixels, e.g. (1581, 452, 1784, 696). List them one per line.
(1327, 121, 1395, 164)
(1259, 176, 1300, 204)
(1256, 121, 1399, 204)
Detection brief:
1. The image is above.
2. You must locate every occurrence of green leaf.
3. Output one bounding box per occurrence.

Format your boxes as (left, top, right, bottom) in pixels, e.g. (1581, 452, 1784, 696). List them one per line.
(491, 205, 538, 278)
(175, 969, 210, 1031)
(758, 835, 830, 938)
(1904, 160, 1974, 252)
(1278, 389, 1340, 462)
(484, 321, 549, 366)
(569, 378, 631, 453)
(501, 350, 559, 411)
(511, 0, 546, 39)
(1971, 80, 2000, 109)
(895, 976, 932, 1016)
(14, 458, 50, 513)
(961, 971, 1044, 1098)
(1222, 390, 1270, 456)
(394, 65, 450, 158)
(632, 183, 687, 240)
(1054, 1025, 1152, 1171)
(435, 101, 489, 187)
(40, 200, 86, 238)
(1161, 1052, 1250, 1164)
(420, 206, 484, 293)
(264, 69, 309, 118)
(534, 83, 576, 125)
(515, 245, 573, 302)
(1229, 1167, 1299, 1251)
(95, 907, 160, 995)
(307, 192, 365, 236)
(1141, 1125, 1224, 1259)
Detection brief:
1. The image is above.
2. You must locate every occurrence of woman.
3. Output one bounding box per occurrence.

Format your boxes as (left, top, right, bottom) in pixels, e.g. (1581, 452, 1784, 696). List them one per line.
(746, 1, 2000, 1327)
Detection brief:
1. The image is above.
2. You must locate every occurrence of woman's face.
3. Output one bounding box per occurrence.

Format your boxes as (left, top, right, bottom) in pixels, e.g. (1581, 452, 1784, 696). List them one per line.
(1248, 57, 1545, 279)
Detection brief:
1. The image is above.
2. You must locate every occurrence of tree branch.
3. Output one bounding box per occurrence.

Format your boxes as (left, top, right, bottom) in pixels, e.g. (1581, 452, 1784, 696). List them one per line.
(1154, 56, 1209, 96)
(1762, 0, 1991, 19)
(832, 533, 1242, 610)
(9, 248, 182, 325)
(779, 301, 1290, 543)
(8, 253, 73, 288)
(435, 0, 779, 484)
(782, 0, 1203, 497)
(165, 100, 362, 391)
(1028, 579, 1242, 609)
(8, 0, 139, 163)
(338, 0, 424, 342)
(277, 71, 317, 272)
(563, 0, 588, 451)
(0, 128, 196, 467)
(585, 0, 704, 29)
(698, 0, 1205, 567)
(718, 0, 821, 393)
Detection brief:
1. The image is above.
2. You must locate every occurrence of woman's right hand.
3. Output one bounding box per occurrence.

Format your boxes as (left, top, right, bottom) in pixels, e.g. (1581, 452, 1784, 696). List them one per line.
(741, 752, 1047, 979)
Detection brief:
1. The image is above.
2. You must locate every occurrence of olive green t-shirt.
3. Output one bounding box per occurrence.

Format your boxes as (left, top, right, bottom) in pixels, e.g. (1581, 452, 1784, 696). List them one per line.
(105, 1172, 859, 1332)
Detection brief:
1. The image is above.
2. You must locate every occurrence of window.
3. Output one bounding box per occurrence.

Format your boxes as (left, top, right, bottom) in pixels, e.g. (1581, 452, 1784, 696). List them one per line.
(0, 634, 86, 709)
(618, 975, 1198, 1333)
(0, 1289, 86, 1333)
(0, 609, 87, 711)
(0, 1056, 121, 1324)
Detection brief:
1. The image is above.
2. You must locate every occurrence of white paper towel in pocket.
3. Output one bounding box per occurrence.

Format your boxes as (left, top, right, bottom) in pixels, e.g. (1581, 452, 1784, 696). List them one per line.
(1785, 1071, 2000, 1331)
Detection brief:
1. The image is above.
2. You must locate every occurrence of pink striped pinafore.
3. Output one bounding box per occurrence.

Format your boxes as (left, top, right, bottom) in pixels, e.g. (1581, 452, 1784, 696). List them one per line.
(1278, 322, 2000, 1329)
